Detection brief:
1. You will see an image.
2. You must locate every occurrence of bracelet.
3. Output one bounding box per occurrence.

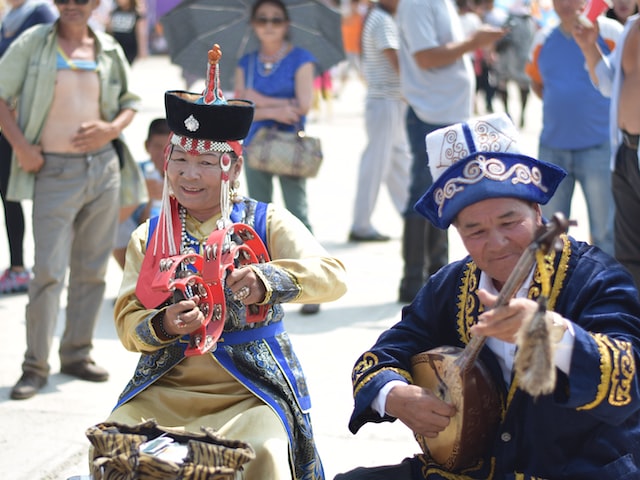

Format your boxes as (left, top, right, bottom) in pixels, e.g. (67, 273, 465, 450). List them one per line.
(154, 311, 178, 340)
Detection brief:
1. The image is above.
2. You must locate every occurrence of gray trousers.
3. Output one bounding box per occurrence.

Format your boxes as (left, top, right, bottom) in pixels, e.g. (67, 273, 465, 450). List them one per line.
(350, 97, 411, 236)
(23, 145, 120, 377)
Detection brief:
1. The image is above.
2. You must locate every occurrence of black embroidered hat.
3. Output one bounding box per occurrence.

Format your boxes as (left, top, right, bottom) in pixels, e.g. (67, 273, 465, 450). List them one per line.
(164, 44, 254, 155)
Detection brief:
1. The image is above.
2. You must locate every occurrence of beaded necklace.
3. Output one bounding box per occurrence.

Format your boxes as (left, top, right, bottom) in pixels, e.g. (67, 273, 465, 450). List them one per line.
(179, 206, 201, 253)
(257, 42, 289, 76)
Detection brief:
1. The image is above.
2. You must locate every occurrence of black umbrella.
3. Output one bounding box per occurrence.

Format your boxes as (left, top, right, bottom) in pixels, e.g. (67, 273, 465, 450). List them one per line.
(160, 0, 345, 93)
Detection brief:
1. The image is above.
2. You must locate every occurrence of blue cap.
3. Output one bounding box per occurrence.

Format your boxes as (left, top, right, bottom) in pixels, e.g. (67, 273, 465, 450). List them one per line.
(414, 113, 566, 229)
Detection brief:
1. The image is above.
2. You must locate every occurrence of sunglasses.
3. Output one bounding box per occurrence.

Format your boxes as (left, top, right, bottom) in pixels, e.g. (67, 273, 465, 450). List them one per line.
(54, 0, 91, 5)
(253, 17, 287, 26)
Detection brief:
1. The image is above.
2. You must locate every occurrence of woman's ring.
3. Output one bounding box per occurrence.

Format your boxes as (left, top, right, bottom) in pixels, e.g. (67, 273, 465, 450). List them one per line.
(174, 314, 186, 328)
(233, 286, 251, 301)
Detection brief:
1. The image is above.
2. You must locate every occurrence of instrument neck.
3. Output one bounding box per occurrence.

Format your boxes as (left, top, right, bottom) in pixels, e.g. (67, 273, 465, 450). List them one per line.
(456, 243, 539, 371)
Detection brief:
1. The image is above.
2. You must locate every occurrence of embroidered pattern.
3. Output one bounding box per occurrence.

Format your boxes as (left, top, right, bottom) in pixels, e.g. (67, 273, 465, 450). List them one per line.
(441, 128, 470, 166)
(604, 336, 634, 406)
(352, 352, 412, 395)
(457, 261, 478, 344)
(577, 333, 613, 410)
(544, 235, 570, 311)
(433, 155, 547, 218)
(253, 263, 301, 305)
(170, 133, 233, 154)
(578, 333, 635, 410)
(353, 352, 379, 383)
(418, 452, 495, 479)
(431, 118, 519, 179)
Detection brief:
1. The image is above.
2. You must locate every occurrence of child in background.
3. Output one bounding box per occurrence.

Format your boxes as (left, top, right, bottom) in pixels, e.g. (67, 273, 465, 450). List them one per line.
(106, 0, 147, 64)
(113, 118, 169, 269)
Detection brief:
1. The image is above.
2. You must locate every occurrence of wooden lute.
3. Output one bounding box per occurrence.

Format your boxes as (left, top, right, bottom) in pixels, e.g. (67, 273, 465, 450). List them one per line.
(410, 213, 570, 471)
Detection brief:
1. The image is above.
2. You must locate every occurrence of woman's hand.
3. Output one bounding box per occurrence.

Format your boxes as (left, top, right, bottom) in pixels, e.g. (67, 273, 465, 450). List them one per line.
(163, 295, 206, 336)
(241, 88, 276, 106)
(273, 102, 302, 125)
(226, 266, 267, 305)
(242, 88, 301, 124)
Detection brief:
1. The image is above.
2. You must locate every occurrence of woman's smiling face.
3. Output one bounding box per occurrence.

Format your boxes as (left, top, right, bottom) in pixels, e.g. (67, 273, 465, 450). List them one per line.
(166, 145, 242, 222)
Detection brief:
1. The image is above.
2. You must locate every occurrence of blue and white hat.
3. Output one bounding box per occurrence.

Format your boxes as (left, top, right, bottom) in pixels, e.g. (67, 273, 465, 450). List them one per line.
(414, 113, 566, 229)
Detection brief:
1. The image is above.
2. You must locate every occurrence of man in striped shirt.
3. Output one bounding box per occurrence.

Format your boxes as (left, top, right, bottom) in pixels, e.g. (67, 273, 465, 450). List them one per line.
(348, 0, 411, 243)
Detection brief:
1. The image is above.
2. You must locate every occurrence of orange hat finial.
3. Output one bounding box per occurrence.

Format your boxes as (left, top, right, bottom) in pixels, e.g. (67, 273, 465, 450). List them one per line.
(202, 44, 224, 105)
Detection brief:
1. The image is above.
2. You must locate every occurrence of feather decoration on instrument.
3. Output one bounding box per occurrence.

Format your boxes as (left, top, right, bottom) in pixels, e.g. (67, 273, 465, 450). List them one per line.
(515, 249, 556, 397)
(515, 296, 556, 397)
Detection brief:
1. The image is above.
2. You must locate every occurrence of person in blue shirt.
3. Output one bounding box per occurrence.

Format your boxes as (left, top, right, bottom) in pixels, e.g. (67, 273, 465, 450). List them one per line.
(235, 0, 320, 315)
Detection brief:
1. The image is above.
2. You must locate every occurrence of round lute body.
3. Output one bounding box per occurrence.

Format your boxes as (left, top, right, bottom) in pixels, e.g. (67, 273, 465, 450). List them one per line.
(411, 346, 501, 470)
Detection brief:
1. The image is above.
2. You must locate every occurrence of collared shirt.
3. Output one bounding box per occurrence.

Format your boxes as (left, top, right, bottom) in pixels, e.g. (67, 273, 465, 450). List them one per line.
(0, 20, 141, 201)
(479, 269, 575, 385)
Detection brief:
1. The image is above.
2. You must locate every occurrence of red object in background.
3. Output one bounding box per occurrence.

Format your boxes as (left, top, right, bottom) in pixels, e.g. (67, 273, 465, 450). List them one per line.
(583, 0, 613, 23)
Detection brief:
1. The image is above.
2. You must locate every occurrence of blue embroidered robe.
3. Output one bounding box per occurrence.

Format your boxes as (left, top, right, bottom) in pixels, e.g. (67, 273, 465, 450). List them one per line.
(348, 236, 640, 479)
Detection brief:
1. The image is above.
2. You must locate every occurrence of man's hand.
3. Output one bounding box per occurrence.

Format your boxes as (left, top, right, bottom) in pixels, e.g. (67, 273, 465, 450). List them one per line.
(385, 384, 456, 438)
(572, 15, 600, 52)
(71, 120, 118, 152)
(14, 143, 44, 173)
(470, 25, 508, 50)
(471, 288, 539, 343)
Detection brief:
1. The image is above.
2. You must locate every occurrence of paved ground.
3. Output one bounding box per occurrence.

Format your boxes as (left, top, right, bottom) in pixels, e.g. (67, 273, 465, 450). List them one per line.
(0, 55, 590, 479)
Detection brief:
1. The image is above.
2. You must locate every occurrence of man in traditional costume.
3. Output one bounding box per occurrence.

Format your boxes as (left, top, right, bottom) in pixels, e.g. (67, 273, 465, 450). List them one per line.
(336, 113, 640, 479)
(106, 45, 347, 480)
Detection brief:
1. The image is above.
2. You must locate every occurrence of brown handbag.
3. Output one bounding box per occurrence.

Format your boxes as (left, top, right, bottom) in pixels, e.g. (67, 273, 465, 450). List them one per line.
(245, 127, 323, 178)
(86, 419, 255, 480)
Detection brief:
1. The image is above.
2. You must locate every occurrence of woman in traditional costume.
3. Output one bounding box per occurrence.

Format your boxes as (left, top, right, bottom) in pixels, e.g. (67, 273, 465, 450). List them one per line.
(107, 44, 347, 480)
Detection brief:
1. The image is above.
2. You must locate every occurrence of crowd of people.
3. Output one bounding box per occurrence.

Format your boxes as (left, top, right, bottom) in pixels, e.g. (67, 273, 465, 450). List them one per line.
(1, 0, 640, 479)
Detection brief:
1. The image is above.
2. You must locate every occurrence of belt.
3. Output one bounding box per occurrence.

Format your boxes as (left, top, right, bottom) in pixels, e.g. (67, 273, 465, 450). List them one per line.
(622, 130, 639, 150)
(44, 143, 114, 159)
(218, 321, 284, 345)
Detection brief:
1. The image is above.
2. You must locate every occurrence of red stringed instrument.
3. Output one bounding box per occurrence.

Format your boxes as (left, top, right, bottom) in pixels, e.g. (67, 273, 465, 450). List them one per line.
(410, 213, 570, 470)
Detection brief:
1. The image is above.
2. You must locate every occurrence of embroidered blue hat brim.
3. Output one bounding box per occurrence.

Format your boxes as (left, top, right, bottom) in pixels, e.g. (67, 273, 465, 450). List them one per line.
(415, 152, 567, 229)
